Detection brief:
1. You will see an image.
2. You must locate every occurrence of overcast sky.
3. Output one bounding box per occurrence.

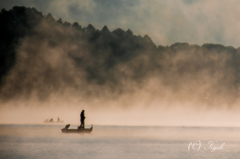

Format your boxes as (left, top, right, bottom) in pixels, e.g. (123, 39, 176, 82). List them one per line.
(1, 0, 240, 47)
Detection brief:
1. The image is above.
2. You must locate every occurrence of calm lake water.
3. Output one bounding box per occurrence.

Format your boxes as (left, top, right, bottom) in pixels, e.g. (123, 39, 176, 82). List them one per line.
(0, 124, 240, 159)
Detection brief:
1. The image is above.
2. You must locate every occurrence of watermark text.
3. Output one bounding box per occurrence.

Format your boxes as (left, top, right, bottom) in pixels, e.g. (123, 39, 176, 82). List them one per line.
(188, 140, 225, 152)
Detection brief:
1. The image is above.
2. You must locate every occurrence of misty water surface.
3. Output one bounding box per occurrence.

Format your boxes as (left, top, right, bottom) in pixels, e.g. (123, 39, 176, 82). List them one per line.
(0, 124, 240, 159)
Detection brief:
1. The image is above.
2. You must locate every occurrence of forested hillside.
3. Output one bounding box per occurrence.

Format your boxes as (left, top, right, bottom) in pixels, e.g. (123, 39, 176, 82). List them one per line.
(1, 6, 240, 106)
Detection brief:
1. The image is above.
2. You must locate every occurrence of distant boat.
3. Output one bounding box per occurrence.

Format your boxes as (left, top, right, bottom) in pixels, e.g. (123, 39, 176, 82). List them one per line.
(44, 117, 64, 123)
(61, 124, 93, 133)
(44, 121, 64, 123)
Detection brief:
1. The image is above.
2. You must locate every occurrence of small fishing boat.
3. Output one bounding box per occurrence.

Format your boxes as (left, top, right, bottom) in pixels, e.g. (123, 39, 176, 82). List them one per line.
(61, 124, 93, 133)
(44, 117, 64, 123)
(44, 121, 64, 123)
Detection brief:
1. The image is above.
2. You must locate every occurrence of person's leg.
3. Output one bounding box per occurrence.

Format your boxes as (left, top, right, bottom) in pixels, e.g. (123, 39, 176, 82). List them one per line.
(80, 119, 84, 128)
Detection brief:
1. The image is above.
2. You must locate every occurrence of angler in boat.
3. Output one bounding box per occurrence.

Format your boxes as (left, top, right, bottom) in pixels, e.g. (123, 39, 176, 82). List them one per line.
(80, 110, 86, 129)
(61, 110, 93, 133)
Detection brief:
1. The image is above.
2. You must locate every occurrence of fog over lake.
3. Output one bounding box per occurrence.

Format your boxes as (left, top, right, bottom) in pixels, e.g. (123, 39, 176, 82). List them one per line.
(1, 1, 240, 158)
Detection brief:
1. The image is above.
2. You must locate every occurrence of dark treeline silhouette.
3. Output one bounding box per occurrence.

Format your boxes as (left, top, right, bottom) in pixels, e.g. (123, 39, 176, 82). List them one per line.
(1, 6, 240, 106)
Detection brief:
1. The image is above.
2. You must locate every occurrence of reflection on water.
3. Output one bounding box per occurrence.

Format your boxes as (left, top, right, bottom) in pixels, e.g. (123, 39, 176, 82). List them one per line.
(0, 124, 240, 159)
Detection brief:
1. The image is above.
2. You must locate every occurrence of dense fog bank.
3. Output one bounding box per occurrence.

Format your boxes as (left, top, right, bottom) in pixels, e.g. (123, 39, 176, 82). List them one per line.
(1, 6, 240, 108)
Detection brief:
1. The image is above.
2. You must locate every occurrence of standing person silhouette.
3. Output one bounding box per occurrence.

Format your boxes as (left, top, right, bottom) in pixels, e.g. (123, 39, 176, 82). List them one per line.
(80, 110, 86, 129)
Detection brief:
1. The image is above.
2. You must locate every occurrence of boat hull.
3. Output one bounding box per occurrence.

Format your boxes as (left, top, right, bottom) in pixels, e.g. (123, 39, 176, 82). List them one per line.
(61, 127, 93, 133)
